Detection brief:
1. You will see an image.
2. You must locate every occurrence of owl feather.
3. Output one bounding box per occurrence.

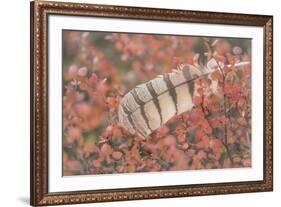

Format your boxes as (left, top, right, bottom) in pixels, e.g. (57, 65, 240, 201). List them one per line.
(118, 58, 248, 138)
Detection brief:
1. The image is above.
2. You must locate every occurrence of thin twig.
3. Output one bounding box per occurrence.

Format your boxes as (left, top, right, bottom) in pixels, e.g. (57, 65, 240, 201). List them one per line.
(214, 59, 234, 166)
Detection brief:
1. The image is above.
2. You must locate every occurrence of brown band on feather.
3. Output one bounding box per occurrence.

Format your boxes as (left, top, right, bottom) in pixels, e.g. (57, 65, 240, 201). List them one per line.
(122, 105, 137, 132)
(163, 74, 178, 114)
(146, 81, 163, 124)
(131, 89, 152, 132)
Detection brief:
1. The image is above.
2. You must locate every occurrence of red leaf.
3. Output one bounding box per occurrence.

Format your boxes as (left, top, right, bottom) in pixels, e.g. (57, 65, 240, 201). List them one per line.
(112, 151, 123, 160)
(210, 70, 223, 82)
(77, 67, 88, 77)
(242, 159, 251, 167)
(182, 143, 189, 150)
(156, 125, 170, 137)
(194, 129, 205, 141)
(89, 73, 98, 86)
(190, 111, 201, 123)
(114, 41, 123, 50)
(237, 117, 247, 126)
(193, 96, 202, 106)
(209, 138, 223, 155)
(196, 136, 209, 150)
(101, 143, 113, 155)
(210, 118, 220, 128)
(219, 116, 229, 125)
(164, 135, 176, 146)
(197, 87, 204, 95)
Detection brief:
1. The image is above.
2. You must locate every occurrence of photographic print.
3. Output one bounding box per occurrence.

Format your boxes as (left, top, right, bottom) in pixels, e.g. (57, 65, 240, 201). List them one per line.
(62, 31, 252, 176)
(31, 1, 273, 205)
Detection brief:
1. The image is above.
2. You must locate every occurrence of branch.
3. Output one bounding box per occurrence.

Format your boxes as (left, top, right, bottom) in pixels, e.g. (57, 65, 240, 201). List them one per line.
(214, 59, 234, 166)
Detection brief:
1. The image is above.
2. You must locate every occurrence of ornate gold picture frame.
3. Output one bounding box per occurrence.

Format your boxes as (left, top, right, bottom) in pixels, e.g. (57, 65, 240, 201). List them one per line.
(30, 1, 273, 206)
